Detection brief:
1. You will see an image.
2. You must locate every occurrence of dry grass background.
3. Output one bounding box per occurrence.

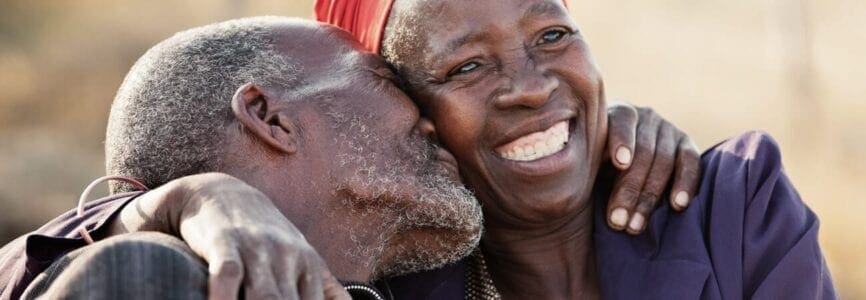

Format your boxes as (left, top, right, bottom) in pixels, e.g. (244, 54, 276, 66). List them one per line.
(0, 0, 863, 297)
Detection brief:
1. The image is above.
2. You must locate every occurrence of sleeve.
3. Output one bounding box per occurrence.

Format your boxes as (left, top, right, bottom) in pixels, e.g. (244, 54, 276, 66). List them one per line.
(0, 192, 143, 300)
(705, 131, 836, 299)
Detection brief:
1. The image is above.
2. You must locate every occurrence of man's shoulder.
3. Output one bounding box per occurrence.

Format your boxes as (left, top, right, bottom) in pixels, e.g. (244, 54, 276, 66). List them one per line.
(595, 131, 830, 298)
(0, 236, 28, 300)
(0, 191, 143, 300)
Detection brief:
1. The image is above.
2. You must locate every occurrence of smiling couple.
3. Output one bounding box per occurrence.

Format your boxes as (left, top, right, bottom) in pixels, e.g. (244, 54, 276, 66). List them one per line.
(0, 0, 834, 299)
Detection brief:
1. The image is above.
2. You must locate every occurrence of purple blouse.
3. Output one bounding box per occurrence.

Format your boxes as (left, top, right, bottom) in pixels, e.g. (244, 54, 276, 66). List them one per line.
(387, 131, 836, 299)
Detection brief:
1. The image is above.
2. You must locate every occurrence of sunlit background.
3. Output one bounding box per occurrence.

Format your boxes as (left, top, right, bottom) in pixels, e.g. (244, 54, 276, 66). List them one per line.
(1, 0, 863, 297)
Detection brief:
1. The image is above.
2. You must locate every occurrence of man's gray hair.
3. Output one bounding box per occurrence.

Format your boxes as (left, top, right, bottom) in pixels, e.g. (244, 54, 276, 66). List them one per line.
(106, 16, 300, 193)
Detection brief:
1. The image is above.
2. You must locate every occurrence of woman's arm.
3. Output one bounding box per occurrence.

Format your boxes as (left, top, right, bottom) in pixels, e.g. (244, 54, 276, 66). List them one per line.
(602, 100, 701, 234)
(106, 173, 349, 300)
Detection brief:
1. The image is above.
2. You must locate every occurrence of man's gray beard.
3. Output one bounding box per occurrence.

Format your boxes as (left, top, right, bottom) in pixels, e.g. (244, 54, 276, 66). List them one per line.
(371, 142, 483, 279)
(324, 105, 483, 279)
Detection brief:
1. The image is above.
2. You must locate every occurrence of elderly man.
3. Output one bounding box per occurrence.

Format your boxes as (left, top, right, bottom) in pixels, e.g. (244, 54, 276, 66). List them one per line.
(0, 17, 484, 299)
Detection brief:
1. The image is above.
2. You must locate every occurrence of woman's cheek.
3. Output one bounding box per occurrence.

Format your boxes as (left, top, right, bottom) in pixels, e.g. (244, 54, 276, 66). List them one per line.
(431, 100, 478, 155)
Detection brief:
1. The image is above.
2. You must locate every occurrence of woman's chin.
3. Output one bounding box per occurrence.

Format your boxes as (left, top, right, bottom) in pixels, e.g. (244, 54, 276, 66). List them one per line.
(527, 194, 588, 220)
(484, 184, 593, 225)
(468, 139, 597, 225)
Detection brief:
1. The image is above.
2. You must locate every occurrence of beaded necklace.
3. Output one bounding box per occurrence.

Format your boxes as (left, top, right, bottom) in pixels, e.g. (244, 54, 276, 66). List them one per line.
(465, 249, 502, 300)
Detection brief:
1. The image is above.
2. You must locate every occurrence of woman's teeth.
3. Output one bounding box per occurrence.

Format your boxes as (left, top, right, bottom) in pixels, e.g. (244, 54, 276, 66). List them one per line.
(496, 121, 569, 162)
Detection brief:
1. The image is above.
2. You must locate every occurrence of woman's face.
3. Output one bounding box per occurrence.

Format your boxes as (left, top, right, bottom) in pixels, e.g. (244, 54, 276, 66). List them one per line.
(386, 0, 608, 224)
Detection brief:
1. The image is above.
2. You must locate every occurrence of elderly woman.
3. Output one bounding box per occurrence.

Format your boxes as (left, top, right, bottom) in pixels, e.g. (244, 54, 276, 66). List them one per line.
(316, 0, 836, 299)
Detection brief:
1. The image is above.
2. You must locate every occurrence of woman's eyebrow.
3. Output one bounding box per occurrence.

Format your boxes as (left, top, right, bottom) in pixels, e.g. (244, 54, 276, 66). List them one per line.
(522, 2, 567, 23)
(430, 31, 492, 66)
(447, 32, 490, 54)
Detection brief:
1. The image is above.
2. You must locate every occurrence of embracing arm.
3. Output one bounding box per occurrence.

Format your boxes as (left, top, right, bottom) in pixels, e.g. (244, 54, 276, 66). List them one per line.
(106, 173, 349, 300)
(601, 100, 701, 235)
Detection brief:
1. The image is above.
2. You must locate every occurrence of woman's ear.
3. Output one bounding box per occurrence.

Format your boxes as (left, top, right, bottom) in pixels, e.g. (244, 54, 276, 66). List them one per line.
(231, 83, 299, 155)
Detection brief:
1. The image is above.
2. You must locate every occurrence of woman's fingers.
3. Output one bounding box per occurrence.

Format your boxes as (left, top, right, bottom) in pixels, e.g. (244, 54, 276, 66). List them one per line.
(607, 110, 660, 231)
(669, 136, 701, 211)
(627, 123, 677, 234)
(606, 101, 639, 170)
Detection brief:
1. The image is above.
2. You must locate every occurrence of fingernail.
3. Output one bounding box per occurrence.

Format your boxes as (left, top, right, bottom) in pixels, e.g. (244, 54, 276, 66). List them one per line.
(674, 191, 690, 208)
(610, 208, 629, 228)
(615, 147, 632, 166)
(628, 213, 645, 232)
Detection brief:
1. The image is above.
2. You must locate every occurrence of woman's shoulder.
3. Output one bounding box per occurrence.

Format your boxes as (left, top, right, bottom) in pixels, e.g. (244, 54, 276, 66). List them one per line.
(594, 131, 835, 299)
(695, 130, 799, 237)
(698, 130, 832, 298)
(700, 130, 787, 204)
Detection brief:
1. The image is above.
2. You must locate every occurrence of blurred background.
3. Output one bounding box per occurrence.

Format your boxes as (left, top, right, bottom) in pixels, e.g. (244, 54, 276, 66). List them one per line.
(0, 0, 863, 297)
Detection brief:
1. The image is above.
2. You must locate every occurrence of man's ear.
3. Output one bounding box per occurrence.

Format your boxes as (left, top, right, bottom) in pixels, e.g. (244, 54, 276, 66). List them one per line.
(231, 83, 298, 155)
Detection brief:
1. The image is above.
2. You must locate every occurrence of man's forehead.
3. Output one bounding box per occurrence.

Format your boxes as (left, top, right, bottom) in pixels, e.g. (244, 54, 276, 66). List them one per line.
(270, 26, 372, 72)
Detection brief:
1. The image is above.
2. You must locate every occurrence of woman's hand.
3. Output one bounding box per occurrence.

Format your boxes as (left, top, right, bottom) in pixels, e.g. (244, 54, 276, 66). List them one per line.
(604, 101, 701, 235)
(108, 173, 350, 300)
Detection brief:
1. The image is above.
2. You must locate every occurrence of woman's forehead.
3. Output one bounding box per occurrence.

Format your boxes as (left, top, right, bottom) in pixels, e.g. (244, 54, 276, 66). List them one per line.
(392, 0, 566, 22)
(396, 0, 570, 56)
(391, 0, 568, 39)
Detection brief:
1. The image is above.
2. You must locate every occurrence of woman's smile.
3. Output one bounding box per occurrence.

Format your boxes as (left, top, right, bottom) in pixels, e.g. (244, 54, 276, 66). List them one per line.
(495, 120, 569, 162)
(492, 116, 580, 178)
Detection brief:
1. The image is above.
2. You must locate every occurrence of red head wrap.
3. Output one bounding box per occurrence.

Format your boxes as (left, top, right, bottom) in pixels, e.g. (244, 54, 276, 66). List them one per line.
(315, 0, 569, 54)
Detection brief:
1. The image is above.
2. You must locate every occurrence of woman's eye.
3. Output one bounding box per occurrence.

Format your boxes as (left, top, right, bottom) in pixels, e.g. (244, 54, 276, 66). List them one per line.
(538, 29, 567, 45)
(452, 62, 479, 75)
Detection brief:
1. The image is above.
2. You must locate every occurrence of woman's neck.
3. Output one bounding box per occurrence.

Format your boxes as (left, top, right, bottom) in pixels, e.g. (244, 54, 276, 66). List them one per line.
(480, 202, 600, 300)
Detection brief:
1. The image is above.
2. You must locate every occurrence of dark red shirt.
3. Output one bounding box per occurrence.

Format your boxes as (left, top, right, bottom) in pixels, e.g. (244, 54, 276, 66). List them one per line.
(0, 192, 142, 300)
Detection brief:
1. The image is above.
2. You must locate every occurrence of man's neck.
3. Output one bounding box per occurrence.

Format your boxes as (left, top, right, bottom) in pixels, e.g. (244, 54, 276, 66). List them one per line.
(313, 241, 376, 282)
(481, 202, 600, 300)
(243, 173, 383, 283)
(301, 214, 395, 283)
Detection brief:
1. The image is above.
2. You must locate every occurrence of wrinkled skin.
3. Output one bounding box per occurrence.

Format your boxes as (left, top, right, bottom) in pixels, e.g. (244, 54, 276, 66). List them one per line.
(380, 0, 699, 298)
(107, 21, 482, 300)
(384, 0, 700, 236)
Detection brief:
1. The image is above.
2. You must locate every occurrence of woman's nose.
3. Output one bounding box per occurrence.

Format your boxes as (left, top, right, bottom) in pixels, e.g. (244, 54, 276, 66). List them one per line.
(415, 117, 440, 144)
(493, 67, 558, 110)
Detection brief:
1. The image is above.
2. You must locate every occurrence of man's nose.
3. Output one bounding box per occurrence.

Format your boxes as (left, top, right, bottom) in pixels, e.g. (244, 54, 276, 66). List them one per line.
(493, 65, 558, 110)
